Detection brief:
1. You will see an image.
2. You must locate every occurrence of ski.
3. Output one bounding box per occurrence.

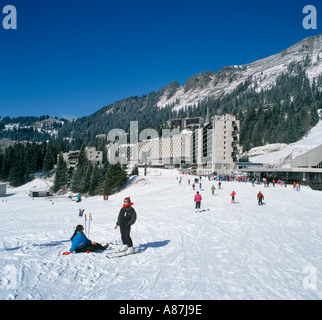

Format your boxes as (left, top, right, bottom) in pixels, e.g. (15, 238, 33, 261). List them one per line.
(106, 250, 140, 259)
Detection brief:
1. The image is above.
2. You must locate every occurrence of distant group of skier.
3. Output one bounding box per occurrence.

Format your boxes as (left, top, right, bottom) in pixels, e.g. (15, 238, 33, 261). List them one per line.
(191, 175, 271, 211)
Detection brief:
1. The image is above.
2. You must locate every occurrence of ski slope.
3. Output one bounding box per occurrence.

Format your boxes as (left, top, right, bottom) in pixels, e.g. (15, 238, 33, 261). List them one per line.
(0, 170, 322, 300)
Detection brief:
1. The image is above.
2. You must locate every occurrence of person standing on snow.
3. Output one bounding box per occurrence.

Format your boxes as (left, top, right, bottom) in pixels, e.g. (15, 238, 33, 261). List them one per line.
(230, 191, 236, 204)
(257, 191, 264, 206)
(194, 191, 202, 211)
(211, 185, 216, 196)
(114, 197, 137, 254)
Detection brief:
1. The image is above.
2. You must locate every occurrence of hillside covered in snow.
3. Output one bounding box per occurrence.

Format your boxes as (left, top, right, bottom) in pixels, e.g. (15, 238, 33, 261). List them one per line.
(246, 119, 322, 168)
(0, 169, 321, 300)
(157, 35, 322, 111)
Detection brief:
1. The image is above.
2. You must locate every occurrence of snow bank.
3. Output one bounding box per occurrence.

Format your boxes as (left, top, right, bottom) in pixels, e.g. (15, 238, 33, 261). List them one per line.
(248, 120, 322, 167)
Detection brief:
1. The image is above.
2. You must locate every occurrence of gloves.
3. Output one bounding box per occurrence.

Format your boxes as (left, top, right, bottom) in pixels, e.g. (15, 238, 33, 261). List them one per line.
(62, 251, 72, 255)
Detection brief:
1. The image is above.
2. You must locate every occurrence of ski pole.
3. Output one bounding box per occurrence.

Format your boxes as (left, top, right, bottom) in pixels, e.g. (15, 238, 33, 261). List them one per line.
(88, 213, 92, 238)
(84, 213, 87, 235)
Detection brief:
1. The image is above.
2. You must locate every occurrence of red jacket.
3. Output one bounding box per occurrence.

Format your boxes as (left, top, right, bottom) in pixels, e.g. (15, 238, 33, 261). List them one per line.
(194, 194, 202, 202)
(257, 192, 264, 199)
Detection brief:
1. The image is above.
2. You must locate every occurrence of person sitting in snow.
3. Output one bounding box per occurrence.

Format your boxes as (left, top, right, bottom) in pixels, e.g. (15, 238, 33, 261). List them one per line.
(63, 225, 108, 255)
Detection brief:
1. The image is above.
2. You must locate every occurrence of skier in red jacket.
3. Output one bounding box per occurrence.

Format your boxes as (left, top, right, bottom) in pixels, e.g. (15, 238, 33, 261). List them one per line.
(194, 191, 202, 211)
(257, 191, 264, 206)
(230, 191, 236, 203)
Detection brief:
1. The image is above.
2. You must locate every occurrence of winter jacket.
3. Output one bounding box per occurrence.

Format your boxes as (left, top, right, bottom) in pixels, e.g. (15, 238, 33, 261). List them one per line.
(257, 192, 264, 199)
(116, 205, 137, 226)
(69, 232, 92, 252)
(194, 194, 202, 202)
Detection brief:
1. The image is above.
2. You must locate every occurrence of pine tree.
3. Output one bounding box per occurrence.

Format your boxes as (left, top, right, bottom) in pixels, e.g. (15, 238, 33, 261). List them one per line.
(71, 146, 90, 193)
(310, 105, 319, 127)
(8, 143, 26, 187)
(0, 148, 3, 178)
(0, 146, 14, 181)
(104, 163, 127, 195)
(24, 142, 38, 179)
(43, 141, 56, 176)
(131, 165, 139, 176)
(89, 165, 101, 196)
(53, 153, 68, 193)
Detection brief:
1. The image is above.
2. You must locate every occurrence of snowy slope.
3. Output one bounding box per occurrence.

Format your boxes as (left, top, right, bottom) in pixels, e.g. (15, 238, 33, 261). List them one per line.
(1, 169, 322, 300)
(247, 119, 322, 167)
(157, 35, 322, 111)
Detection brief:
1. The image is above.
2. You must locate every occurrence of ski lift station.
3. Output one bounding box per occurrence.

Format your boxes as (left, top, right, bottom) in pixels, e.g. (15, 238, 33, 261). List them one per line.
(0, 183, 6, 197)
(29, 189, 50, 198)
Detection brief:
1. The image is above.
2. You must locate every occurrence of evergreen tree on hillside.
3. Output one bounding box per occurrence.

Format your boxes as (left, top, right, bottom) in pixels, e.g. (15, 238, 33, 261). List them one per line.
(0, 146, 14, 181)
(131, 165, 139, 176)
(24, 142, 39, 178)
(104, 163, 127, 195)
(310, 105, 319, 127)
(43, 141, 56, 176)
(0, 148, 3, 179)
(71, 146, 90, 193)
(8, 144, 26, 187)
(89, 165, 102, 196)
(53, 153, 68, 193)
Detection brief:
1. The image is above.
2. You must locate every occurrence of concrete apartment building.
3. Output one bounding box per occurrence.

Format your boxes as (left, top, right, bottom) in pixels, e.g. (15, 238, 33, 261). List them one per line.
(196, 114, 242, 175)
(62, 147, 103, 170)
(111, 114, 241, 175)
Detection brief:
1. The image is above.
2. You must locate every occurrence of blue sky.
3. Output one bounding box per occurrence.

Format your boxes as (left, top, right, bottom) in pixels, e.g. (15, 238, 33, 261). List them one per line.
(0, 0, 320, 119)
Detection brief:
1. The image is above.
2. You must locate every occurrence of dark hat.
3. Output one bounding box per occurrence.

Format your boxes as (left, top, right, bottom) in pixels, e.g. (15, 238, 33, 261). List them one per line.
(76, 225, 84, 232)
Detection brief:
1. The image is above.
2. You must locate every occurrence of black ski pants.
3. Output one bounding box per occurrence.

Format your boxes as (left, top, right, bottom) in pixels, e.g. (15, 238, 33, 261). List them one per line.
(75, 243, 106, 253)
(120, 222, 133, 247)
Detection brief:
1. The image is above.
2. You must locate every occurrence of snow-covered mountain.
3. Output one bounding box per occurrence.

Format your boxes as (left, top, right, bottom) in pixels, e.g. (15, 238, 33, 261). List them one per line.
(157, 35, 322, 111)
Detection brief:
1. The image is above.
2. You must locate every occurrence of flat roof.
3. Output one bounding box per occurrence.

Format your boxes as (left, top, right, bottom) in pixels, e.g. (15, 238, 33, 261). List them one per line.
(239, 167, 322, 173)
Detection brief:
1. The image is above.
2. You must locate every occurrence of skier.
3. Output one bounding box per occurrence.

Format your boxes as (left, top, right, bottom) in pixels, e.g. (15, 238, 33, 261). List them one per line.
(230, 191, 236, 204)
(114, 197, 137, 254)
(192, 183, 195, 191)
(218, 181, 222, 189)
(257, 191, 264, 206)
(211, 185, 216, 196)
(194, 191, 202, 212)
(63, 225, 108, 255)
(76, 194, 82, 203)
